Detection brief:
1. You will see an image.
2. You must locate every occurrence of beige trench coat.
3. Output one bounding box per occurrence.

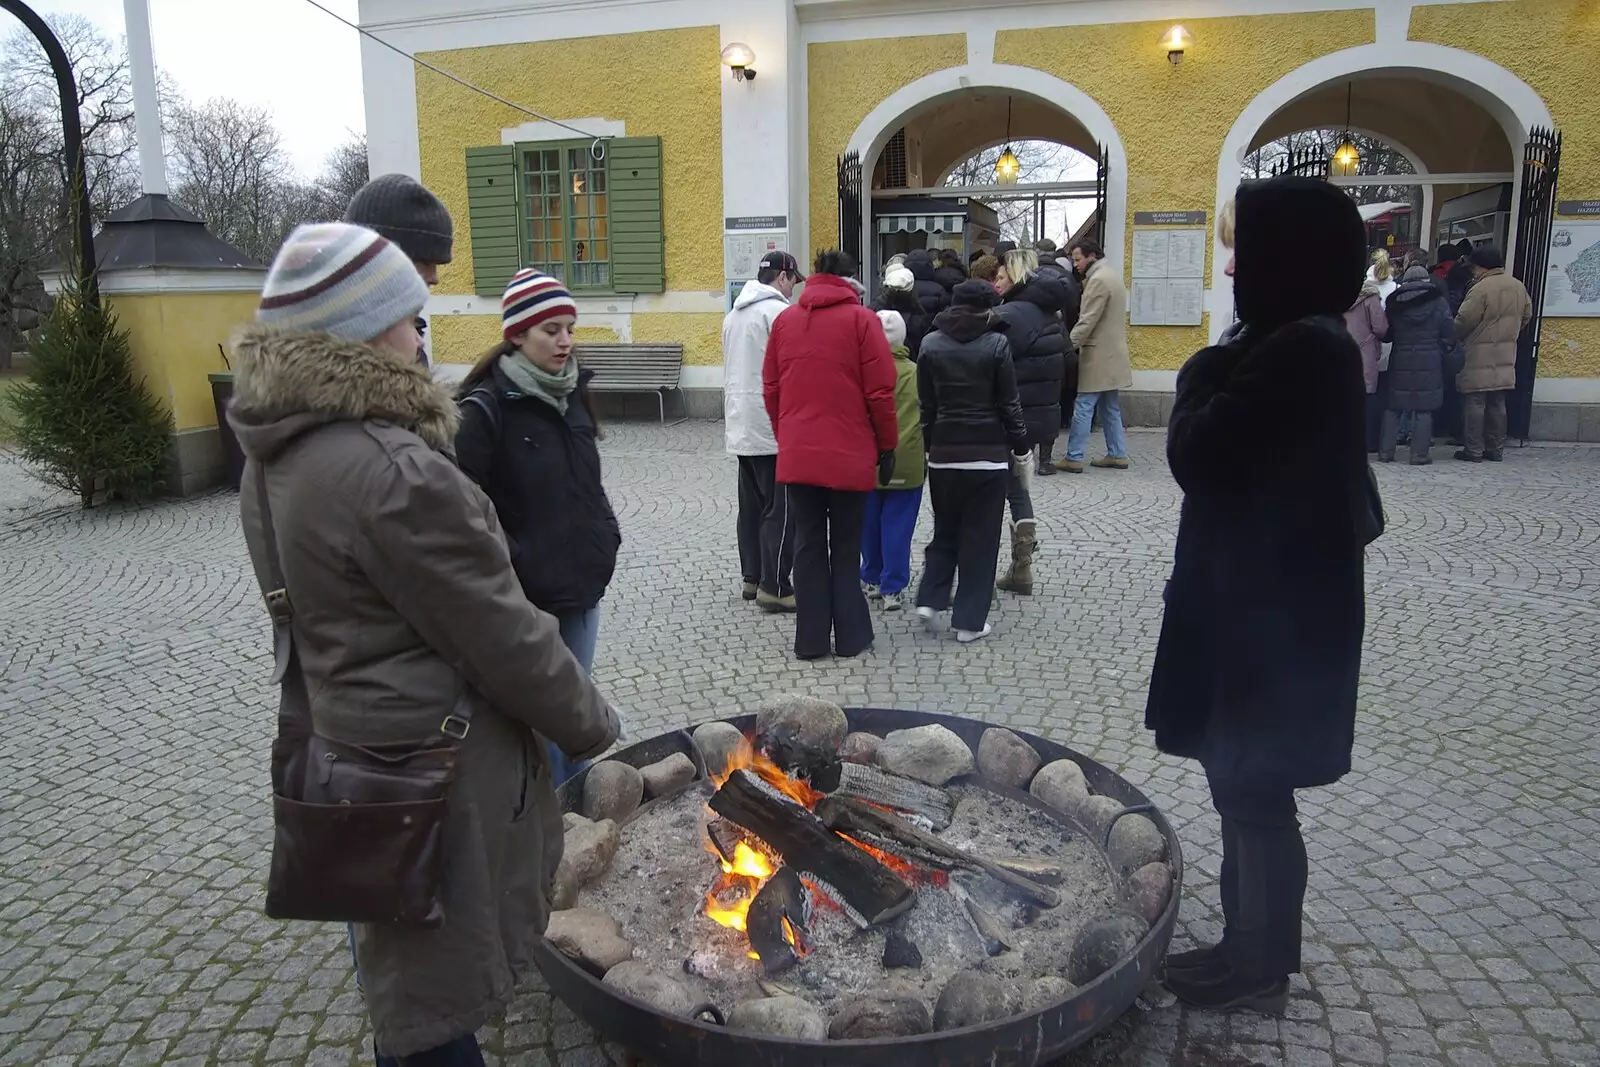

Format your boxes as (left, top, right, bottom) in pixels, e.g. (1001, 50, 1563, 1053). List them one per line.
(1069, 258, 1134, 394)
(227, 326, 617, 1058)
(1454, 268, 1531, 393)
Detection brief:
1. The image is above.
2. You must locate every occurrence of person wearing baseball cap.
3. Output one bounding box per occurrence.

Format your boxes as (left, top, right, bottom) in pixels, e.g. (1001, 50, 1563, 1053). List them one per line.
(228, 226, 618, 1064)
(723, 250, 804, 612)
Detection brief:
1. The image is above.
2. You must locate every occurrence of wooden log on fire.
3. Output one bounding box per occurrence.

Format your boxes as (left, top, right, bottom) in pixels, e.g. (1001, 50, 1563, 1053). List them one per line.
(746, 867, 811, 974)
(815, 795, 1061, 909)
(709, 770, 915, 928)
(828, 761, 955, 830)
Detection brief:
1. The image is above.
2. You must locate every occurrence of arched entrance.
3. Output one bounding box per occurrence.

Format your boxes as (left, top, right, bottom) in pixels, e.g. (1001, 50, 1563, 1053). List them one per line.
(843, 64, 1127, 287)
(1213, 42, 1554, 341)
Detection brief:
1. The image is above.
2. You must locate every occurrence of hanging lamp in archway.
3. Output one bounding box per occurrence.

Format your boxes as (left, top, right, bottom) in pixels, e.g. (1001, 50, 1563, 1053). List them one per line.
(995, 97, 1021, 183)
(1331, 82, 1360, 177)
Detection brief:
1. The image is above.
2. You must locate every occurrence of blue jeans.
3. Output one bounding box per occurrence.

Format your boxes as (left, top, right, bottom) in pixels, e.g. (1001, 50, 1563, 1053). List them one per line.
(859, 487, 922, 595)
(1066, 390, 1127, 462)
(377, 1033, 485, 1066)
(548, 605, 601, 786)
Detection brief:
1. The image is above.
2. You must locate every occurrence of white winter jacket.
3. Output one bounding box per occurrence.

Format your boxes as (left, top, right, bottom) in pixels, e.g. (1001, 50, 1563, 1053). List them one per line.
(722, 280, 790, 455)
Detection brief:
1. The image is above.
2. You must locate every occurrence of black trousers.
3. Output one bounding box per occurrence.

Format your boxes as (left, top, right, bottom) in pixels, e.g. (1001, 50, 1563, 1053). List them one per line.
(788, 484, 872, 658)
(917, 468, 1007, 633)
(735, 455, 794, 596)
(1208, 772, 1308, 981)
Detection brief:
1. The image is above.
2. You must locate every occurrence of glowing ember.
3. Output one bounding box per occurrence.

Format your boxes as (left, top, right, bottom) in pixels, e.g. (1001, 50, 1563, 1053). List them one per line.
(709, 734, 825, 809)
(841, 834, 950, 888)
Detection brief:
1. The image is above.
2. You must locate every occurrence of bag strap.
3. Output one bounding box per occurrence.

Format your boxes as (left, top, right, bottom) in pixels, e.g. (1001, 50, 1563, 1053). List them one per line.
(460, 387, 501, 447)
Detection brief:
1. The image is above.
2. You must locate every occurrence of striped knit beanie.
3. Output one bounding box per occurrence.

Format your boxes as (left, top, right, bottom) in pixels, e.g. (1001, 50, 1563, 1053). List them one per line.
(257, 223, 428, 342)
(502, 269, 577, 339)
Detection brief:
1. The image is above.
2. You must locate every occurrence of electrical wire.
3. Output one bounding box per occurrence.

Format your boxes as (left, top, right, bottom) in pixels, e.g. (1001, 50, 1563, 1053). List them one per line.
(299, 0, 609, 157)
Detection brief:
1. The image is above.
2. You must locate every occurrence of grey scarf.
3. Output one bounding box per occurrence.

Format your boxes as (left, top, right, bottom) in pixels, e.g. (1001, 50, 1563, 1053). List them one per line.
(499, 351, 579, 414)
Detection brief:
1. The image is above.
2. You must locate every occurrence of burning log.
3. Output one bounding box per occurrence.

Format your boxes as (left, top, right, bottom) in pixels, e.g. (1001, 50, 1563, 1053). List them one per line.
(709, 770, 915, 928)
(815, 796, 1061, 909)
(829, 762, 954, 830)
(746, 867, 811, 974)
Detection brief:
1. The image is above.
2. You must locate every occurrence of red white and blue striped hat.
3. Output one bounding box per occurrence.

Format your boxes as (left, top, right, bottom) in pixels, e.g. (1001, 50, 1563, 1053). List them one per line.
(501, 269, 577, 340)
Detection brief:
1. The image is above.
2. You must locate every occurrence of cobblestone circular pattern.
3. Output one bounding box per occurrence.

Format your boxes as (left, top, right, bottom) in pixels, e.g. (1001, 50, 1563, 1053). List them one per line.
(2, 423, 1598, 1067)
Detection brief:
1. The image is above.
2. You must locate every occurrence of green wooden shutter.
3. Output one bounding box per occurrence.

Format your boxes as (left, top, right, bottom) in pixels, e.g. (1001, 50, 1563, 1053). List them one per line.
(465, 145, 521, 297)
(607, 137, 665, 293)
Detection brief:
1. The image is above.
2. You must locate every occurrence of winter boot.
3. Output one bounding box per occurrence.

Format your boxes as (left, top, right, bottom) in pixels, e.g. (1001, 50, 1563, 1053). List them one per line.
(996, 520, 1037, 596)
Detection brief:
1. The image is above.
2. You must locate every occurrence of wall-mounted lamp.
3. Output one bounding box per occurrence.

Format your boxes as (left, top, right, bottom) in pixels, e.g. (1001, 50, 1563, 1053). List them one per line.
(721, 42, 757, 81)
(1162, 25, 1192, 66)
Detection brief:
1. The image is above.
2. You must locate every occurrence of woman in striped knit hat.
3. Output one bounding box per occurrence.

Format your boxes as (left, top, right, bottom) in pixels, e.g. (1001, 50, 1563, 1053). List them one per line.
(455, 269, 622, 785)
(227, 223, 619, 1064)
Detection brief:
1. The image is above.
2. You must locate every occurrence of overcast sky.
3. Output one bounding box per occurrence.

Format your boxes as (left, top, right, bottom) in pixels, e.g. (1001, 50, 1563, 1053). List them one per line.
(17, 0, 365, 176)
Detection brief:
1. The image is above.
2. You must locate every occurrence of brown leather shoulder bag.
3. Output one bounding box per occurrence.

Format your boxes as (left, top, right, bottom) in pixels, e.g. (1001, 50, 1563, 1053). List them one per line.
(254, 464, 464, 928)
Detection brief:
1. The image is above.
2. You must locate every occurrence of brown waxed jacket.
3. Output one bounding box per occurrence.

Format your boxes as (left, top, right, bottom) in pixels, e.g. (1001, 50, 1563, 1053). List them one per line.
(227, 325, 617, 1057)
(1454, 268, 1531, 393)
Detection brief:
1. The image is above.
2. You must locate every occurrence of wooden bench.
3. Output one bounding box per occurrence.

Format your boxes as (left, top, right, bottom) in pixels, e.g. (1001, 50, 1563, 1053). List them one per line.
(575, 343, 685, 422)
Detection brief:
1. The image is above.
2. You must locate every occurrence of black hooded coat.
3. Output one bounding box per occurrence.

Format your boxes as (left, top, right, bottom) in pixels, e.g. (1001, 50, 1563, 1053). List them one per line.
(1145, 176, 1374, 791)
(904, 251, 950, 319)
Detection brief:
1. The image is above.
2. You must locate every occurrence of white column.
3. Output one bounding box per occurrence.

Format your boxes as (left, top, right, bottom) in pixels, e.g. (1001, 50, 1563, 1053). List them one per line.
(123, 0, 167, 196)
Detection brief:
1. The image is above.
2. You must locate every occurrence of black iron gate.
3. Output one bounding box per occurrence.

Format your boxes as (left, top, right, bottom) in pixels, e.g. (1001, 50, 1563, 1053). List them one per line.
(1271, 144, 1330, 179)
(837, 151, 863, 265)
(1509, 126, 1561, 441)
(1093, 143, 1109, 249)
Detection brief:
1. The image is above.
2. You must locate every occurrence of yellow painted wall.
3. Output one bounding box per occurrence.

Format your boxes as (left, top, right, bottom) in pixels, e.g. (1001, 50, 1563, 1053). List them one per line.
(634, 313, 725, 367)
(416, 26, 724, 298)
(998, 10, 1373, 371)
(1410, 0, 1600, 379)
(109, 290, 259, 430)
(807, 35, 968, 255)
(431, 316, 622, 366)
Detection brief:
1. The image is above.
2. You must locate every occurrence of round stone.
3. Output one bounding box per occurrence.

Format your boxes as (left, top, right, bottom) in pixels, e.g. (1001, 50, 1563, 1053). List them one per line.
(602, 961, 697, 1016)
(976, 727, 1042, 789)
(1067, 913, 1150, 986)
(691, 721, 747, 777)
(1029, 759, 1090, 813)
(1126, 862, 1174, 924)
(838, 731, 882, 765)
(828, 996, 932, 1039)
(1107, 814, 1168, 877)
(1025, 975, 1077, 1011)
(726, 995, 828, 1039)
(639, 752, 697, 799)
(581, 760, 643, 824)
(753, 694, 849, 754)
(544, 908, 632, 975)
(933, 970, 1021, 1030)
(877, 723, 976, 786)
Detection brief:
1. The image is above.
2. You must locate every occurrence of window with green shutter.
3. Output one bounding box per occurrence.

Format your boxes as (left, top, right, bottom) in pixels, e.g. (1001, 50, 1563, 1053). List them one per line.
(464, 136, 665, 296)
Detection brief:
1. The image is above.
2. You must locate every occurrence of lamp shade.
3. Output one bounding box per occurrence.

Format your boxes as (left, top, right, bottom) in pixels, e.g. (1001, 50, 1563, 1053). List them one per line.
(1161, 25, 1192, 53)
(995, 146, 1021, 184)
(721, 42, 755, 69)
(1331, 139, 1361, 176)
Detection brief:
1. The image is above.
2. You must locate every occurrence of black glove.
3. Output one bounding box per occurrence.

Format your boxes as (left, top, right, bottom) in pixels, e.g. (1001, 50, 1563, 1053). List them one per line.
(877, 450, 896, 486)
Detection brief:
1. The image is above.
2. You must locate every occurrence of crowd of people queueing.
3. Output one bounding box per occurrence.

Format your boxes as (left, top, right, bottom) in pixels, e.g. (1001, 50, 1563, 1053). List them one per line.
(722, 237, 1136, 659)
(1345, 239, 1532, 466)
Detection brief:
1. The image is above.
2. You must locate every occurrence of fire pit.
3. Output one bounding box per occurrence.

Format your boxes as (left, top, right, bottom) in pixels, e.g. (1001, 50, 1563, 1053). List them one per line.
(534, 705, 1182, 1067)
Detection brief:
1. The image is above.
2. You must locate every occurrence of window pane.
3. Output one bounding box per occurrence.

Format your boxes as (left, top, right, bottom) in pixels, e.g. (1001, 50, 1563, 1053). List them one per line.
(593, 239, 609, 260)
(592, 194, 607, 216)
(592, 218, 608, 240)
(529, 219, 544, 241)
(543, 150, 558, 170)
(592, 170, 607, 193)
(547, 217, 564, 241)
(547, 196, 562, 219)
(574, 218, 589, 240)
(525, 173, 543, 196)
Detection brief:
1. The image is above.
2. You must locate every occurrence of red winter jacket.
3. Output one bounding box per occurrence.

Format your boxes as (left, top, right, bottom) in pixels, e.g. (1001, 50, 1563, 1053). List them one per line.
(763, 273, 898, 492)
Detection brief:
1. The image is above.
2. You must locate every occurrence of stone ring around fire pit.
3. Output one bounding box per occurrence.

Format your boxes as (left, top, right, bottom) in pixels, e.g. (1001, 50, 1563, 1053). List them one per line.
(536, 705, 1183, 1067)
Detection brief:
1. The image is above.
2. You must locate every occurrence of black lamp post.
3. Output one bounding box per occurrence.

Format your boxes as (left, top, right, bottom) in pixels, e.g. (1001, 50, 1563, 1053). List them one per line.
(1, 0, 99, 304)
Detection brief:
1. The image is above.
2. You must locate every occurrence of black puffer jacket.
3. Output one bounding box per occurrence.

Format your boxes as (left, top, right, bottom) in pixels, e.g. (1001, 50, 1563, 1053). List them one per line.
(993, 274, 1068, 443)
(1383, 279, 1453, 412)
(932, 261, 968, 293)
(456, 364, 621, 614)
(1037, 262, 1083, 333)
(916, 308, 1029, 465)
(873, 286, 931, 361)
(904, 252, 949, 319)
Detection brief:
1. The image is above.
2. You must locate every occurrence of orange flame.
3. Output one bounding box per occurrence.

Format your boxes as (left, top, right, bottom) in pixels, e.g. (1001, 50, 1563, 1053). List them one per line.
(840, 834, 949, 888)
(710, 734, 825, 808)
(702, 840, 777, 933)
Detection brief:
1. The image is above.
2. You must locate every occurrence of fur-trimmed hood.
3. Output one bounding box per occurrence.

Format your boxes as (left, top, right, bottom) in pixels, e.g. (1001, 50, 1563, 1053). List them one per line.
(227, 323, 459, 461)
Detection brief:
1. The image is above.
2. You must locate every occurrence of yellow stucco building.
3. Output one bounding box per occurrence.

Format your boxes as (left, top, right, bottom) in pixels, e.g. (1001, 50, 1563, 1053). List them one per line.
(360, 0, 1600, 438)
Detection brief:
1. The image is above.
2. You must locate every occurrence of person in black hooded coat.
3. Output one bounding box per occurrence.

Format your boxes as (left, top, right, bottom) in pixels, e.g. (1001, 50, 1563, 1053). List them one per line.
(1147, 176, 1378, 1013)
(1379, 264, 1455, 464)
(904, 250, 949, 320)
(931, 249, 969, 294)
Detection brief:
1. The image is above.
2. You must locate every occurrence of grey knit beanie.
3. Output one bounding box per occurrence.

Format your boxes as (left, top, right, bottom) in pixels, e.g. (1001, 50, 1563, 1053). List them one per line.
(344, 174, 453, 265)
(258, 223, 428, 342)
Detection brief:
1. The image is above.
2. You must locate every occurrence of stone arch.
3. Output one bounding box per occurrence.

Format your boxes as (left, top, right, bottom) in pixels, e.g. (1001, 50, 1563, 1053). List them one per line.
(1212, 42, 1553, 340)
(845, 64, 1128, 271)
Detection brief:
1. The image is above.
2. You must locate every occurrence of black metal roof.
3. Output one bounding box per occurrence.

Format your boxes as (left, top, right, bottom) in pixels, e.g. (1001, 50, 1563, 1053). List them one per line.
(94, 194, 264, 272)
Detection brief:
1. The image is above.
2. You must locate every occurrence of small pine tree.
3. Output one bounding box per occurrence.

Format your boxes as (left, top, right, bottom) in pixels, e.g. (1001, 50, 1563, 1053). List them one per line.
(10, 275, 173, 508)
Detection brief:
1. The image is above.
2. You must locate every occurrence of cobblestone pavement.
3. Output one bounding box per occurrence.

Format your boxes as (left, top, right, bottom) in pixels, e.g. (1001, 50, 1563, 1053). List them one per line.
(2, 421, 1598, 1067)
